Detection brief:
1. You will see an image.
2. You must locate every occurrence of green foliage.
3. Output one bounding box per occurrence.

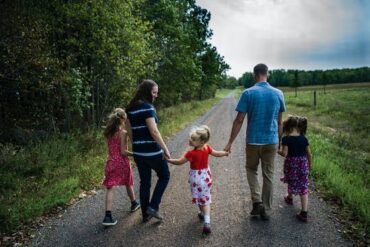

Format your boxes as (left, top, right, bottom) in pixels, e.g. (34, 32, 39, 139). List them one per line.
(310, 134, 370, 225)
(238, 67, 370, 88)
(0, 131, 106, 233)
(284, 88, 370, 154)
(220, 76, 238, 89)
(0, 0, 229, 143)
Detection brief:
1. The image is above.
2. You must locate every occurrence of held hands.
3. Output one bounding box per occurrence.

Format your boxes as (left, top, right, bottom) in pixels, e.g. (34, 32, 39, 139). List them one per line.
(163, 149, 171, 160)
(277, 150, 284, 157)
(223, 143, 232, 154)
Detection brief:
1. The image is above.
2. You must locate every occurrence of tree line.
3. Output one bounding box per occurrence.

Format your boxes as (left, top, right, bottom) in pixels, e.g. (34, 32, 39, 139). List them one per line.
(0, 0, 230, 144)
(238, 67, 370, 88)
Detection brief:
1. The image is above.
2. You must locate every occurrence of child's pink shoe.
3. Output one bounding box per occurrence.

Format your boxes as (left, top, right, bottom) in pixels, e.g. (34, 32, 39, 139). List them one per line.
(202, 223, 211, 235)
(284, 195, 293, 205)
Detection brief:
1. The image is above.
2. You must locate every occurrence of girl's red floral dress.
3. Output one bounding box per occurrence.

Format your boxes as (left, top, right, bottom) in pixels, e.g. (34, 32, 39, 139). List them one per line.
(103, 129, 133, 189)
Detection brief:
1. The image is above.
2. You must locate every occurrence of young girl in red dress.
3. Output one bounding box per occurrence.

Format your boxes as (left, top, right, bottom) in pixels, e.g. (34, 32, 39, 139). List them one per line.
(167, 125, 229, 235)
(102, 108, 140, 226)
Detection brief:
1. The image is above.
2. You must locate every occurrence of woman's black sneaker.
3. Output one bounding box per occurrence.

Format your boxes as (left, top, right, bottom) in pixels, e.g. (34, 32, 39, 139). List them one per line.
(146, 207, 163, 220)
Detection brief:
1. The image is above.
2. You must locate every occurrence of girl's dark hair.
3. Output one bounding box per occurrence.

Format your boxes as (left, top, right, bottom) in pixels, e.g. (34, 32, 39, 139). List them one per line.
(103, 108, 126, 138)
(282, 115, 299, 135)
(298, 116, 308, 135)
(126, 79, 158, 111)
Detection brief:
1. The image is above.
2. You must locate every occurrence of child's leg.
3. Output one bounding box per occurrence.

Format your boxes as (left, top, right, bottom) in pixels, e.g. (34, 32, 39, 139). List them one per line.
(125, 185, 136, 201)
(105, 187, 114, 211)
(200, 205, 211, 224)
(103, 187, 118, 225)
(287, 192, 293, 199)
(300, 193, 308, 212)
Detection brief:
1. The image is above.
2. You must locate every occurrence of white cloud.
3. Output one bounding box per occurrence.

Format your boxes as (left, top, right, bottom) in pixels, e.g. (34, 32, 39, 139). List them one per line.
(197, 0, 368, 77)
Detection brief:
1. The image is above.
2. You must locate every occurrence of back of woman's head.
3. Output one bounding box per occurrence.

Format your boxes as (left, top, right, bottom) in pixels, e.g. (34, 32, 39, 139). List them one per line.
(283, 115, 299, 135)
(190, 125, 211, 143)
(126, 79, 157, 111)
(298, 116, 308, 135)
(103, 108, 127, 138)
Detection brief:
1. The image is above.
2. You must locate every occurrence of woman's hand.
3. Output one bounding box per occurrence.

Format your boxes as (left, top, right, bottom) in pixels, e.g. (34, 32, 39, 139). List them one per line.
(163, 149, 171, 160)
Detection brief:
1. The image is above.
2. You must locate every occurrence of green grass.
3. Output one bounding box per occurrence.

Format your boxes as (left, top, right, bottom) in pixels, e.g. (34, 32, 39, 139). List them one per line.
(158, 89, 232, 138)
(282, 87, 370, 235)
(0, 89, 232, 233)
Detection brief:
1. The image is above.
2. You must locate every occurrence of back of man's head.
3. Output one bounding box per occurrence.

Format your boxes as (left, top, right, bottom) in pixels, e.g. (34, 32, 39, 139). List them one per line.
(253, 63, 268, 77)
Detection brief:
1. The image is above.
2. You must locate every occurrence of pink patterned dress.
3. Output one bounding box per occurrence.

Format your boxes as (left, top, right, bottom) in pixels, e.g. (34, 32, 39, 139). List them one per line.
(103, 129, 133, 189)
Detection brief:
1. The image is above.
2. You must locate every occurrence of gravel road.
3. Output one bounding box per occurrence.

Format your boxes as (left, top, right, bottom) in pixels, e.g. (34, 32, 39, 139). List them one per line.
(31, 95, 353, 247)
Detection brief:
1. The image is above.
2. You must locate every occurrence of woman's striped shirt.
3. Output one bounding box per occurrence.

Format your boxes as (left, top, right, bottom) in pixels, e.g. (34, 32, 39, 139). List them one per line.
(127, 102, 162, 157)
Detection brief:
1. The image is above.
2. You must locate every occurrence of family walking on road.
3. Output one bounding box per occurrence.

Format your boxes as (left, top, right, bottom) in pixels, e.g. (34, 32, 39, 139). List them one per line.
(101, 63, 313, 235)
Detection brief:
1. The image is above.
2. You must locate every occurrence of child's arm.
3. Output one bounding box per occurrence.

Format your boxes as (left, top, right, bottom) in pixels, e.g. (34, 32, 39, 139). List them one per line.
(167, 157, 188, 166)
(306, 146, 312, 168)
(210, 149, 229, 157)
(120, 130, 133, 156)
(125, 119, 133, 141)
(277, 145, 288, 157)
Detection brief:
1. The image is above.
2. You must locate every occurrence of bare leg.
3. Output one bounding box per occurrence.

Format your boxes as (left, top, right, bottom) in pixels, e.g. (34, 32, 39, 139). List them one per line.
(126, 186, 136, 201)
(200, 204, 211, 221)
(300, 194, 308, 211)
(287, 192, 293, 199)
(105, 188, 114, 211)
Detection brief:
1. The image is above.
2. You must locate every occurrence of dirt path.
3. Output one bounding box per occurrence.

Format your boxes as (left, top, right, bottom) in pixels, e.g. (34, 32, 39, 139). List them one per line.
(31, 95, 353, 246)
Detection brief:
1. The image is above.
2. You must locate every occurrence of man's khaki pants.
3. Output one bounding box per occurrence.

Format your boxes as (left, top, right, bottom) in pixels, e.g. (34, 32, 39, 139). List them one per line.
(246, 144, 278, 209)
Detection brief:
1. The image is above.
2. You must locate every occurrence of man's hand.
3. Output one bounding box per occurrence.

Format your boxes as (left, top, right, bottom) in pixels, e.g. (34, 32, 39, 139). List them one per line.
(224, 143, 232, 153)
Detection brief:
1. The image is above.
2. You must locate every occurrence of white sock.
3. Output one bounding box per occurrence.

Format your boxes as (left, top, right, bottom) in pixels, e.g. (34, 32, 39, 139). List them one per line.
(204, 214, 210, 224)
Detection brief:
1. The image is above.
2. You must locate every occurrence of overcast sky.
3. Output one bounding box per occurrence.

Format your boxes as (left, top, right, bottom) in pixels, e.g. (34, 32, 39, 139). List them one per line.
(196, 0, 370, 78)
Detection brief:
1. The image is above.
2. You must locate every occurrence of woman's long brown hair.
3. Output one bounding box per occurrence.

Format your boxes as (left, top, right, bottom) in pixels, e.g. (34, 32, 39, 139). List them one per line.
(126, 79, 157, 111)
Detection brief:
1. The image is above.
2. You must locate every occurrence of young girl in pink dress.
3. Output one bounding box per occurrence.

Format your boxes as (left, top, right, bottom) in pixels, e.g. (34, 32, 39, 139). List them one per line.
(167, 125, 229, 235)
(102, 108, 140, 226)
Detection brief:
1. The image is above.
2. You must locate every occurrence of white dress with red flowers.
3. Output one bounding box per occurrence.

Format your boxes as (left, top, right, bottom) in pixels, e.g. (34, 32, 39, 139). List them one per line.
(188, 168, 212, 206)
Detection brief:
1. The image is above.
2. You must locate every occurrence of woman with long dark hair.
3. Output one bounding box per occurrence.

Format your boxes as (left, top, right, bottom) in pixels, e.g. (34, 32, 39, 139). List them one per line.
(126, 79, 171, 222)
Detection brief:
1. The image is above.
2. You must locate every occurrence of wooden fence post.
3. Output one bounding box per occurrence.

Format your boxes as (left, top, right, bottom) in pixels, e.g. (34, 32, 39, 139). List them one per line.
(314, 90, 317, 107)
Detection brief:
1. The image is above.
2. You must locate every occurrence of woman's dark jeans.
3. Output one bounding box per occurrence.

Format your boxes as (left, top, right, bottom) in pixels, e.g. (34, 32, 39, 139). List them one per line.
(134, 154, 170, 218)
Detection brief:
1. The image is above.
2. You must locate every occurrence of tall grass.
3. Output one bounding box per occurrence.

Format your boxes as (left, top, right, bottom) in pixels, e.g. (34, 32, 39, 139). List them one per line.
(0, 132, 106, 232)
(0, 89, 232, 233)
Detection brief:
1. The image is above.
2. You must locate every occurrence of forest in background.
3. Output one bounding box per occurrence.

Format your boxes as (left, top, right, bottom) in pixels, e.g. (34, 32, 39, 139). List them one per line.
(0, 0, 230, 144)
(238, 67, 370, 88)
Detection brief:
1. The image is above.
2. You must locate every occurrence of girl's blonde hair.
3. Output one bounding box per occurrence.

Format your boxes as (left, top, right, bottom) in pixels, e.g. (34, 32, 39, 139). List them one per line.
(103, 108, 127, 138)
(189, 125, 210, 143)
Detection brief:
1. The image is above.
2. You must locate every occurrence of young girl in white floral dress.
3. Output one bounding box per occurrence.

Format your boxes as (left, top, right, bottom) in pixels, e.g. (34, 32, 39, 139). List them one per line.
(167, 125, 228, 235)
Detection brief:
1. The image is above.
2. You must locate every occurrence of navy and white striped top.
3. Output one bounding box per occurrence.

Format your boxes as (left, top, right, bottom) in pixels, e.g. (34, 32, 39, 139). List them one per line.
(127, 102, 163, 157)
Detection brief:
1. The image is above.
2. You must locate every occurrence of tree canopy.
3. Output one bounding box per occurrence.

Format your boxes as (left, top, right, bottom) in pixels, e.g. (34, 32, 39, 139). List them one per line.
(0, 0, 229, 143)
(238, 67, 370, 88)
